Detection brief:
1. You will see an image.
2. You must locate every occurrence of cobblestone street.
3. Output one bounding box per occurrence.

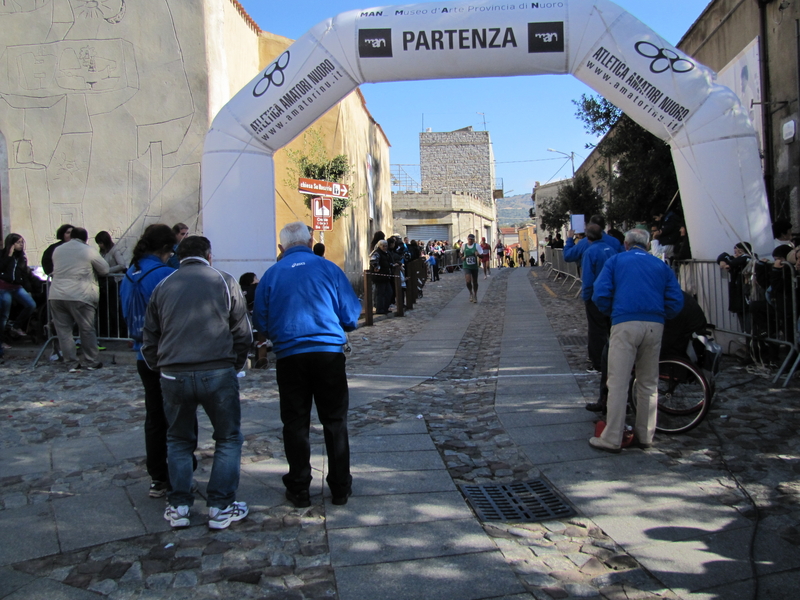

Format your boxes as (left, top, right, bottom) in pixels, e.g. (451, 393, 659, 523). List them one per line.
(1, 265, 798, 600)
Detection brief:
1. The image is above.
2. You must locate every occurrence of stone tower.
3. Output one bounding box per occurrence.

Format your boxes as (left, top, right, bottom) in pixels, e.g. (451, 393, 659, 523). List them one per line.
(419, 126, 497, 205)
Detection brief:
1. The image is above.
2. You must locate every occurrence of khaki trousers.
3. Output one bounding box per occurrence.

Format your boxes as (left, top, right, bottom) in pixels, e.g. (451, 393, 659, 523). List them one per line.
(49, 299, 100, 368)
(600, 320, 663, 447)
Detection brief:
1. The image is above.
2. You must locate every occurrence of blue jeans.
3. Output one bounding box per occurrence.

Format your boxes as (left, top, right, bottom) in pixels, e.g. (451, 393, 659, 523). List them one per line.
(160, 367, 243, 509)
(0, 287, 36, 332)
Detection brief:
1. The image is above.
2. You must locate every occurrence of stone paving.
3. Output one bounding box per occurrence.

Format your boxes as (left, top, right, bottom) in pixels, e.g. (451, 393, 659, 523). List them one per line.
(0, 264, 798, 599)
(530, 268, 800, 598)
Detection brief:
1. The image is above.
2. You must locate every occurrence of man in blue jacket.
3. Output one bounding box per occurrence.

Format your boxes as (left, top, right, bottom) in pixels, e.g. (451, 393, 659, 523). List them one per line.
(253, 221, 362, 508)
(563, 214, 623, 263)
(590, 228, 683, 452)
(581, 224, 615, 373)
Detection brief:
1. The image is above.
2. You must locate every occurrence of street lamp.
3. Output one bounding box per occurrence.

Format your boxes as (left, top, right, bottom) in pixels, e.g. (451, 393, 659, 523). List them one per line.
(547, 148, 575, 177)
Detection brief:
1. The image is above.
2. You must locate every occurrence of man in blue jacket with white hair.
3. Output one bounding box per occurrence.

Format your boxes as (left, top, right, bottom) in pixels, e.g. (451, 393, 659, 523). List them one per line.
(590, 228, 683, 453)
(253, 221, 362, 508)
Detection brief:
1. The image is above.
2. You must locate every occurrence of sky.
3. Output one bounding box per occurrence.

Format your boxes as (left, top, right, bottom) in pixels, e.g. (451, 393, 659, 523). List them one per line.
(236, 0, 711, 198)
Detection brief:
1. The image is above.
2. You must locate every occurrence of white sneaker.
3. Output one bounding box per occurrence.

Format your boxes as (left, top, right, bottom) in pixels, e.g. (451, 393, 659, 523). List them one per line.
(208, 501, 248, 530)
(164, 505, 191, 528)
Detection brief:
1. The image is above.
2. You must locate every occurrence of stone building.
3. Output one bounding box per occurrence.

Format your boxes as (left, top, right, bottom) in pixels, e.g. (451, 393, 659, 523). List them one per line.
(392, 191, 494, 244)
(498, 226, 519, 247)
(678, 0, 798, 227)
(532, 179, 572, 241)
(0, 0, 391, 282)
(420, 127, 497, 203)
(392, 126, 498, 243)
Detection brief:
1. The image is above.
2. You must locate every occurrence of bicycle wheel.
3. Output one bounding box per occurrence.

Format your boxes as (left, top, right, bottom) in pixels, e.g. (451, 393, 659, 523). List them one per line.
(630, 358, 711, 434)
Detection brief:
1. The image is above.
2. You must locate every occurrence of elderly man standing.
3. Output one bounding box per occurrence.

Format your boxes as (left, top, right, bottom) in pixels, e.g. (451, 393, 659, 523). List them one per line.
(590, 228, 683, 452)
(253, 221, 362, 508)
(49, 227, 109, 372)
(143, 236, 252, 529)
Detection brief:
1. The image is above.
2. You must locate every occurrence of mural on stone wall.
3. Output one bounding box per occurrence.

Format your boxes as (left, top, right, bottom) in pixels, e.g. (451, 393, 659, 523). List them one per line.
(0, 0, 199, 262)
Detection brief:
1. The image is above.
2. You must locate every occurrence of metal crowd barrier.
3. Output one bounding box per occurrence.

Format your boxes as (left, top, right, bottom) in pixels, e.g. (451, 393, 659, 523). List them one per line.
(564, 260, 582, 295)
(439, 249, 461, 272)
(542, 246, 553, 273)
(676, 259, 799, 386)
(546, 248, 582, 294)
(33, 274, 131, 367)
(549, 248, 565, 279)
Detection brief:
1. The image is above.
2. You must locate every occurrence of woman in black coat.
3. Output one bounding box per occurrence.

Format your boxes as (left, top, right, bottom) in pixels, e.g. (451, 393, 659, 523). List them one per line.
(0, 233, 37, 340)
(369, 239, 394, 314)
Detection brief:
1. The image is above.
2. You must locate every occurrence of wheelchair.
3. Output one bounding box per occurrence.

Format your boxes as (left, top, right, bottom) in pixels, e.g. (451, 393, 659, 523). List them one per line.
(629, 327, 723, 434)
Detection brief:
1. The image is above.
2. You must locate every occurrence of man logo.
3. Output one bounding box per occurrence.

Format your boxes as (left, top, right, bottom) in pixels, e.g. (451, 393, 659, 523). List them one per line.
(528, 22, 564, 53)
(359, 29, 393, 58)
(635, 42, 695, 74)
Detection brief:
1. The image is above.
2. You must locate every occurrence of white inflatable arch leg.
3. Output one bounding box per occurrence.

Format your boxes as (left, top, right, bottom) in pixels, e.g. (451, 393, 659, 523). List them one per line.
(203, 0, 771, 276)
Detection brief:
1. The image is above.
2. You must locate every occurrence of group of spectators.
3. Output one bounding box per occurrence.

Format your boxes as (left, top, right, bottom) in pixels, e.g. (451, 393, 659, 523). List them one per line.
(547, 211, 800, 452)
(0, 222, 191, 363)
(123, 221, 359, 529)
(549, 215, 705, 453)
(368, 232, 429, 314)
(716, 218, 799, 364)
(4, 220, 358, 530)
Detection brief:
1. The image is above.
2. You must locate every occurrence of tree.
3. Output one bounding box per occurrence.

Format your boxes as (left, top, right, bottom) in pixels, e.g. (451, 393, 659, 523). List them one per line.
(573, 94, 680, 227)
(539, 173, 602, 232)
(283, 128, 353, 220)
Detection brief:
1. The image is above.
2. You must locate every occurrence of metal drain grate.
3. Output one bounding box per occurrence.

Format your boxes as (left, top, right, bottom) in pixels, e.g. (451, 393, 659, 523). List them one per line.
(460, 480, 575, 522)
(558, 335, 588, 347)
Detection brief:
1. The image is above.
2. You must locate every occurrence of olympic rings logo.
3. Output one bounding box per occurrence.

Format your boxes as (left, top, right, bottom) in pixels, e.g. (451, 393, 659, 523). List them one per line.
(634, 42, 694, 74)
(253, 51, 290, 97)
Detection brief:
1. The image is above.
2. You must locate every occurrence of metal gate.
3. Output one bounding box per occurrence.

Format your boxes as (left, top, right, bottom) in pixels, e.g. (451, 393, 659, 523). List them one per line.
(406, 225, 450, 242)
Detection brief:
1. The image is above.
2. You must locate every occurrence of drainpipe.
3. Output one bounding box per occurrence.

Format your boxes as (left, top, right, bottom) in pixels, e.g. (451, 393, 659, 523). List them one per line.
(757, 0, 776, 216)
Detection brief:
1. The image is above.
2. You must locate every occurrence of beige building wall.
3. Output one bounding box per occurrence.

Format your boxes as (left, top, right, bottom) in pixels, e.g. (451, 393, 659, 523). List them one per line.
(205, 0, 261, 124)
(518, 226, 538, 263)
(0, 0, 214, 263)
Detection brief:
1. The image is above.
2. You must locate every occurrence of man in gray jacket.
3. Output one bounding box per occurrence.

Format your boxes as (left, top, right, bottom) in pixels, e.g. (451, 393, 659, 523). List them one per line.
(143, 236, 252, 529)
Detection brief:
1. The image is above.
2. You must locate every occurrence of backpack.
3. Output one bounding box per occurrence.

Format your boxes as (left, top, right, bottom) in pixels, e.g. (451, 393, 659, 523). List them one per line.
(124, 265, 168, 343)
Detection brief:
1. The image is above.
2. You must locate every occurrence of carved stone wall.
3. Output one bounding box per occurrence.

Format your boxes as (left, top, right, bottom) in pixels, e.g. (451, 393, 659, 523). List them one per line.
(0, 0, 256, 264)
(0, 0, 391, 278)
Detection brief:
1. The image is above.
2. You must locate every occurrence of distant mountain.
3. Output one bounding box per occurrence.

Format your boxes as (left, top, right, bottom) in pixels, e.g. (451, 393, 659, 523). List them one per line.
(496, 193, 534, 226)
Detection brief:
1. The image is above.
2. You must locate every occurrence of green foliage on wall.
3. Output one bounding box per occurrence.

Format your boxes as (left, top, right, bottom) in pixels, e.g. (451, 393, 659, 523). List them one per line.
(284, 128, 353, 221)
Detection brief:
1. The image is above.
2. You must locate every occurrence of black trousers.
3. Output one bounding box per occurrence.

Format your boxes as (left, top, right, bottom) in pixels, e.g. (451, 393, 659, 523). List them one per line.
(374, 280, 392, 314)
(276, 352, 352, 497)
(138, 360, 196, 484)
(585, 300, 611, 371)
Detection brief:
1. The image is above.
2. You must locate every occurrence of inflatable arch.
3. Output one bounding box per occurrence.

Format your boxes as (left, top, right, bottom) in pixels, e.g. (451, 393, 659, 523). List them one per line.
(203, 0, 772, 277)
